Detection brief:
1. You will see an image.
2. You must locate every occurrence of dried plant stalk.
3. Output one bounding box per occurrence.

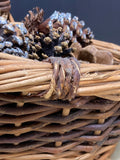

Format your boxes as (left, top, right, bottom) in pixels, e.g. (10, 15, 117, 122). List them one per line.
(1, 39, 120, 101)
(93, 39, 120, 59)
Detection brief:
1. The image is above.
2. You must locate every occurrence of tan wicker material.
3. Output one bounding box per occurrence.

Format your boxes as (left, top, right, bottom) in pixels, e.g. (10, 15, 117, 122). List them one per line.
(0, 1, 120, 157)
(0, 0, 11, 14)
(0, 39, 119, 160)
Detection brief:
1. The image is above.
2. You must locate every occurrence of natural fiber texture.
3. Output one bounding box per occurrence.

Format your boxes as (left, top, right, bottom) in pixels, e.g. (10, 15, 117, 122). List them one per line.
(43, 57, 80, 101)
(0, 94, 119, 160)
(23, 8, 94, 61)
(0, 0, 119, 158)
(0, 0, 11, 14)
(1, 47, 120, 101)
(0, 39, 120, 160)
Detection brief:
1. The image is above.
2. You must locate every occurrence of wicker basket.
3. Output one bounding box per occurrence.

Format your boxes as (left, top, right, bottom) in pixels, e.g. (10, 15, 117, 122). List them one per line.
(0, 39, 120, 160)
(1, 1, 120, 160)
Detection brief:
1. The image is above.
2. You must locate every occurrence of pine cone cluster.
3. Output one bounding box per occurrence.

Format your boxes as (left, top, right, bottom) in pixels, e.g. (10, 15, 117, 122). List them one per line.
(0, 16, 29, 57)
(27, 25, 77, 60)
(24, 8, 94, 60)
(0, 7, 94, 60)
(48, 10, 94, 45)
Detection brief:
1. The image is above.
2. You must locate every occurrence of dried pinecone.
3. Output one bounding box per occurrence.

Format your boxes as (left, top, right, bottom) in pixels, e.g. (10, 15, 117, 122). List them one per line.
(24, 7, 44, 34)
(27, 27, 77, 60)
(24, 8, 94, 60)
(41, 10, 94, 46)
(0, 16, 29, 57)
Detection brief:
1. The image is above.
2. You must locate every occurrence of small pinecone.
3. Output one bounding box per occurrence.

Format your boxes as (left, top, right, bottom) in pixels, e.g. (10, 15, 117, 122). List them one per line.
(24, 8, 94, 60)
(28, 26, 79, 60)
(24, 7, 44, 34)
(43, 10, 94, 46)
(0, 16, 30, 58)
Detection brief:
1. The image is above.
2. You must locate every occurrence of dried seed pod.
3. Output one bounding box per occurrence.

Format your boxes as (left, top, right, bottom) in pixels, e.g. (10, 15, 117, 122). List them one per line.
(54, 46, 63, 54)
(4, 41, 13, 47)
(15, 23, 28, 35)
(43, 37, 52, 45)
(61, 41, 69, 49)
(0, 16, 29, 58)
(0, 42, 5, 50)
(3, 23, 15, 34)
(23, 8, 94, 60)
(0, 16, 7, 26)
(41, 10, 94, 46)
(24, 7, 44, 34)
(11, 35, 23, 46)
(27, 27, 74, 60)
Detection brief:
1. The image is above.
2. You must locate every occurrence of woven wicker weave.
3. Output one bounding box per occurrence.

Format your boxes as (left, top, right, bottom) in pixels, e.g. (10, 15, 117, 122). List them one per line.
(0, 39, 120, 160)
(0, 1, 120, 160)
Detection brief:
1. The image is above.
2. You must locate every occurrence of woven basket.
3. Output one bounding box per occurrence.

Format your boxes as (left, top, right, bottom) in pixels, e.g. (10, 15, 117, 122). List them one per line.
(0, 39, 120, 160)
(1, 2, 120, 160)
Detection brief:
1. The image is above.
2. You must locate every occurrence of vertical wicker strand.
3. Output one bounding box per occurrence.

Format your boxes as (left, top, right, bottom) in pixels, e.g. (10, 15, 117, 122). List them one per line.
(15, 102, 24, 127)
(95, 119, 105, 135)
(17, 102, 24, 107)
(55, 108, 71, 147)
(62, 108, 71, 116)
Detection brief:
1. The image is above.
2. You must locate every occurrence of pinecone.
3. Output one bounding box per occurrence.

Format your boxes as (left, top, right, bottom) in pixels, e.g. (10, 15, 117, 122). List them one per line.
(27, 27, 76, 60)
(24, 7, 44, 34)
(40, 10, 94, 46)
(24, 8, 94, 60)
(0, 15, 30, 58)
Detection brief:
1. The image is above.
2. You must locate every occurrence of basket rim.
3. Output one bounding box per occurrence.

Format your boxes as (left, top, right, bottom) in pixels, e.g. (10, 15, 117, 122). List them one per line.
(0, 39, 120, 101)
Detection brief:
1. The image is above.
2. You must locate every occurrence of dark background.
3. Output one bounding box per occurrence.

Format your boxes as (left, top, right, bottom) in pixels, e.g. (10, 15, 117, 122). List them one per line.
(10, 0, 120, 45)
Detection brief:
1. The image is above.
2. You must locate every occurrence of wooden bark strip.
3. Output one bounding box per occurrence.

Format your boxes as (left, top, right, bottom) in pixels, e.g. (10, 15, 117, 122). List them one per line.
(92, 39, 120, 51)
(0, 41, 120, 101)
(93, 39, 120, 59)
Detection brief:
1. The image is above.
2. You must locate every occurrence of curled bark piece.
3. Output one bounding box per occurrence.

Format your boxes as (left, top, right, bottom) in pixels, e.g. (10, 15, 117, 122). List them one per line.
(78, 45, 113, 65)
(70, 41, 82, 59)
(96, 50, 113, 65)
(78, 45, 97, 62)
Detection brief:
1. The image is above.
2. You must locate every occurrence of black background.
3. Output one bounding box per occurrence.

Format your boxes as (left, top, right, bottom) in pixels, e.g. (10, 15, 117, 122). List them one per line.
(10, 0, 120, 45)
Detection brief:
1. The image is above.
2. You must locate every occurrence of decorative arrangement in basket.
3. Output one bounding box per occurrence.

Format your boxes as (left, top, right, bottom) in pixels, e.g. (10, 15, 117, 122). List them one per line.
(0, 1, 120, 160)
